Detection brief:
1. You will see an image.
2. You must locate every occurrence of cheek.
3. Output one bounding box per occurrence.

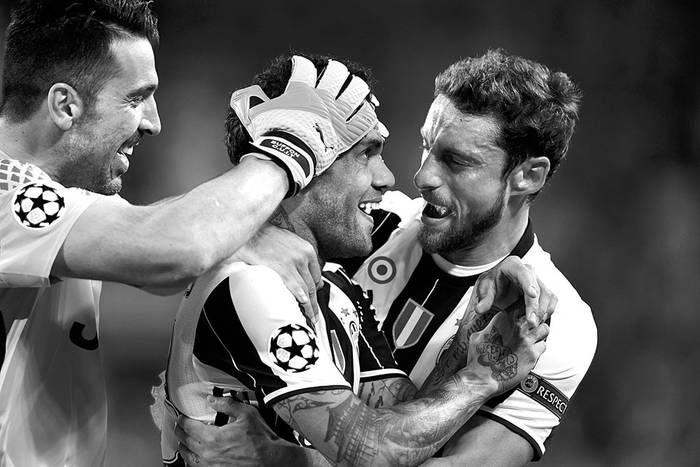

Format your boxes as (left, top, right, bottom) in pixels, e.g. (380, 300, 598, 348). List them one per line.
(452, 174, 503, 211)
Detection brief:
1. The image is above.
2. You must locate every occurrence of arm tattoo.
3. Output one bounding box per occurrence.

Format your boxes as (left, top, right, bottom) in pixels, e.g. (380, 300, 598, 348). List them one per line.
(275, 382, 488, 466)
(359, 378, 417, 408)
(476, 327, 518, 391)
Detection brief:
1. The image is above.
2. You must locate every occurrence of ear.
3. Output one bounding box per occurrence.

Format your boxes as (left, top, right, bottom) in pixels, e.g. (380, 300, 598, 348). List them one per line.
(47, 83, 85, 131)
(508, 156, 551, 197)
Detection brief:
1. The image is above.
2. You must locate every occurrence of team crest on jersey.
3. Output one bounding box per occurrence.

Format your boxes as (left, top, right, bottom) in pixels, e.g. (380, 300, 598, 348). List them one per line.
(12, 182, 65, 228)
(269, 324, 320, 372)
(367, 256, 396, 284)
(392, 299, 434, 349)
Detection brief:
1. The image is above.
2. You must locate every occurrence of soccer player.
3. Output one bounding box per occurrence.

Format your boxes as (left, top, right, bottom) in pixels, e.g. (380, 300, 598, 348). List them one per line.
(176, 50, 597, 466)
(0, 1, 364, 465)
(157, 54, 550, 467)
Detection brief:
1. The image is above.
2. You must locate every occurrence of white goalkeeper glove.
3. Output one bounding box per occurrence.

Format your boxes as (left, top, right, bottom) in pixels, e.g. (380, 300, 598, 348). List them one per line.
(230, 56, 339, 196)
(314, 58, 389, 155)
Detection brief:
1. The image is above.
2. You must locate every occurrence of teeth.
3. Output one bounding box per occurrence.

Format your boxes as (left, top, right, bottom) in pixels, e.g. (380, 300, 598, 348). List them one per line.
(359, 202, 380, 214)
(424, 202, 451, 218)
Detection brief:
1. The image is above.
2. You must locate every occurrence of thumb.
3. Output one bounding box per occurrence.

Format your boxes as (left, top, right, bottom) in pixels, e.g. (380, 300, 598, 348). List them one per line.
(206, 395, 239, 416)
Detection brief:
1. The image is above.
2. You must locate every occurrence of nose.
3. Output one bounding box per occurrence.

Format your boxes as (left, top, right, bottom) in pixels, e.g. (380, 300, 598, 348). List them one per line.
(372, 155, 395, 193)
(140, 96, 162, 136)
(413, 150, 440, 192)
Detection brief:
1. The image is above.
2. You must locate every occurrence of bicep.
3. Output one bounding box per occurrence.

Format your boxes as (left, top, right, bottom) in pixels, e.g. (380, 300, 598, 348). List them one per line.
(52, 196, 195, 289)
(441, 415, 533, 466)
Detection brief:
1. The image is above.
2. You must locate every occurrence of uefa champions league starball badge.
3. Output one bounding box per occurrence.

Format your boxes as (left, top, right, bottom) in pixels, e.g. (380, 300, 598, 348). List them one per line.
(269, 324, 320, 372)
(12, 182, 66, 228)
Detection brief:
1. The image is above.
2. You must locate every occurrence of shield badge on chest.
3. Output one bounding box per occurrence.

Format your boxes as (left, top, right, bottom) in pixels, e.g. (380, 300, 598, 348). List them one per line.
(392, 298, 434, 349)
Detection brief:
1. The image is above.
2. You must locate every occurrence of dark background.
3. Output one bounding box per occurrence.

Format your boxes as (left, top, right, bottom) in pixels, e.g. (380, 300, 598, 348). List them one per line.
(2, 0, 699, 465)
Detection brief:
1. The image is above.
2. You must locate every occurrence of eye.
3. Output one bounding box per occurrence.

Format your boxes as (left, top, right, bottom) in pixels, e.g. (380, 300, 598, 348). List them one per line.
(126, 95, 145, 107)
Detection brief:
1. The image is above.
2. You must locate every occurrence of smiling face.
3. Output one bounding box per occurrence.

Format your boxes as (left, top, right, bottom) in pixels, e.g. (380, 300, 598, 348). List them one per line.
(301, 127, 394, 259)
(60, 36, 161, 194)
(414, 94, 508, 256)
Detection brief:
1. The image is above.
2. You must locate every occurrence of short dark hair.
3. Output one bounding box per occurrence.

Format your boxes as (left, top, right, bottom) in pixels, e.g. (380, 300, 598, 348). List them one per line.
(0, 0, 159, 122)
(225, 53, 375, 165)
(435, 49, 582, 190)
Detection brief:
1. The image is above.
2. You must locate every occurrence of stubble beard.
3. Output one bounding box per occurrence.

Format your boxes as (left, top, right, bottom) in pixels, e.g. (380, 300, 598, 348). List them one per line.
(418, 190, 505, 256)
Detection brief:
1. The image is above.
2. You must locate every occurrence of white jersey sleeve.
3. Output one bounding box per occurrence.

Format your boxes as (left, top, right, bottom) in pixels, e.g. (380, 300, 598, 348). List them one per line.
(0, 179, 101, 287)
(477, 246, 598, 459)
(195, 264, 351, 407)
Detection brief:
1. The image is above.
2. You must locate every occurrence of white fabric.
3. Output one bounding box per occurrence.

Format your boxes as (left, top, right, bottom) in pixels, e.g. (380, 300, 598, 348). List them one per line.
(0, 158, 109, 467)
(352, 191, 598, 457)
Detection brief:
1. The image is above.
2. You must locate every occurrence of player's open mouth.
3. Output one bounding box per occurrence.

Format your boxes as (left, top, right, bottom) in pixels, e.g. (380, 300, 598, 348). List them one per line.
(358, 200, 381, 218)
(117, 146, 134, 157)
(422, 201, 453, 219)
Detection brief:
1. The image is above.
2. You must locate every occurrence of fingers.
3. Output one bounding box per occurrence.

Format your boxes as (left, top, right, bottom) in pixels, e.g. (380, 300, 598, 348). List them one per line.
(176, 415, 211, 444)
(206, 395, 240, 419)
(501, 258, 540, 325)
(288, 55, 318, 88)
(178, 442, 201, 466)
(316, 60, 350, 98)
(474, 273, 497, 315)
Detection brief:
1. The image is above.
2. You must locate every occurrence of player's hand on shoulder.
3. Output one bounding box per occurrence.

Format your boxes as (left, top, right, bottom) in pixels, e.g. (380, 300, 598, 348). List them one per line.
(175, 396, 287, 466)
(463, 307, 549, 397)
(233, 222, 322, 323)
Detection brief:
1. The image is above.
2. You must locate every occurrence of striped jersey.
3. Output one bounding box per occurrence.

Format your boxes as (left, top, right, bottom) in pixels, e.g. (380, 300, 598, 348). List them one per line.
(0, 157, 110, 467)
(160, 260, 405, 464)
(347, 191, 598, 460)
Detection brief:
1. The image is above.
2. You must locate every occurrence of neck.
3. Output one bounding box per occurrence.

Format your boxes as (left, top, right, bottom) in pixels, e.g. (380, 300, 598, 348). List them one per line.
(273, 202, 324, 268)
(0, 116, 63, 179)
(441, 205, 530, 267)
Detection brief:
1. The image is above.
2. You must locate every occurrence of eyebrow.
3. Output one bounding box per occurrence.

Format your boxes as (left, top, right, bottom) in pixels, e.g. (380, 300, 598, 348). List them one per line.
(127, 84, 158, 98)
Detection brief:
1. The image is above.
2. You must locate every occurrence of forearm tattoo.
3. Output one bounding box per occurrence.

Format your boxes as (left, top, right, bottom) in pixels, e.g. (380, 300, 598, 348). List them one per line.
(422, 306, 499, 393)
(359, 378, 417, 408)
(275, 384, 486, 466)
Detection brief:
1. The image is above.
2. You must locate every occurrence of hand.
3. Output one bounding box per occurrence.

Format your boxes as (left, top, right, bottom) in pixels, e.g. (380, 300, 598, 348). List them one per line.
(463, 309, 549, 397)
(472, 256, 557, 327)
(175, 396, 287, 467)
(233, 223, 322, 323)
(313, 59, 385, 156)
(230, 56, 339, 196)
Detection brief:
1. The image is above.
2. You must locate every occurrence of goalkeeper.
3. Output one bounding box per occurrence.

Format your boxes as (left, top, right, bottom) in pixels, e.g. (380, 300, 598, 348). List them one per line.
(0, 1, 366, 465)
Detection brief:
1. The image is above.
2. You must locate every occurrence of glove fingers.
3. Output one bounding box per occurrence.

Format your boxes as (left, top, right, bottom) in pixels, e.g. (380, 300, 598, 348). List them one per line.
(288, 55, 318, 89)
(316, 60, 350, 98)
(229, 85, 270, 130)
(337, 76, 371, 119)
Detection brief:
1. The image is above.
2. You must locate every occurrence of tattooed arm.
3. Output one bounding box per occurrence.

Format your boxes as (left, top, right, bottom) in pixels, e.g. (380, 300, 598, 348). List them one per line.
(358, 377, 417, 409)
(272, 310, 549, 467)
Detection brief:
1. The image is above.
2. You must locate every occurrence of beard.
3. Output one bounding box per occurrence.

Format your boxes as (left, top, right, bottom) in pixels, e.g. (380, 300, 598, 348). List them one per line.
(418, 189, 505, 255)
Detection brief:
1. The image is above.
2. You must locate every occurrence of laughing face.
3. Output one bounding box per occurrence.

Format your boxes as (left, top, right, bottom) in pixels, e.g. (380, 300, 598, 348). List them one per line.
(61, 36, 161, 195)
(303, 127, 394, 259)
(414, 95, 507, 256)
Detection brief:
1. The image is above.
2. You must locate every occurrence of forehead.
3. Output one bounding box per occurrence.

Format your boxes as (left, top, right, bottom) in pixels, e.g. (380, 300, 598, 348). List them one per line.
(106, 36, 158, 89)
(422, 95, 501, 153)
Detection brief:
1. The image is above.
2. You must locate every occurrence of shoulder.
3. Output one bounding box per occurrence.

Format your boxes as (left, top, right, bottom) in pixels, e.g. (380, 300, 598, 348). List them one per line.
(524, 239, 597, 373)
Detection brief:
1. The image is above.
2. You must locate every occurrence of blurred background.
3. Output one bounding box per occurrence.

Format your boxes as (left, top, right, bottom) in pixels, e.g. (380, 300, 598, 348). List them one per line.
(2, 0, 699, 465)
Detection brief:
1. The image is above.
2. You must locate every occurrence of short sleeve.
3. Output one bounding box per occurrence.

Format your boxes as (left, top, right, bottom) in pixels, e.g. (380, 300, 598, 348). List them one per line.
(477, 300, 597, 460)
(193, 265, 351, 407)
(0, 180, 103, 287)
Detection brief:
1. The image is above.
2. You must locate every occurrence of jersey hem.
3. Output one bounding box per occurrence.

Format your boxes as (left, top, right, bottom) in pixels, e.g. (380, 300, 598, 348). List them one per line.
(265, 384, 351, 407)
(359, 369, 408, 382)
(477, 410, 544, 461)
